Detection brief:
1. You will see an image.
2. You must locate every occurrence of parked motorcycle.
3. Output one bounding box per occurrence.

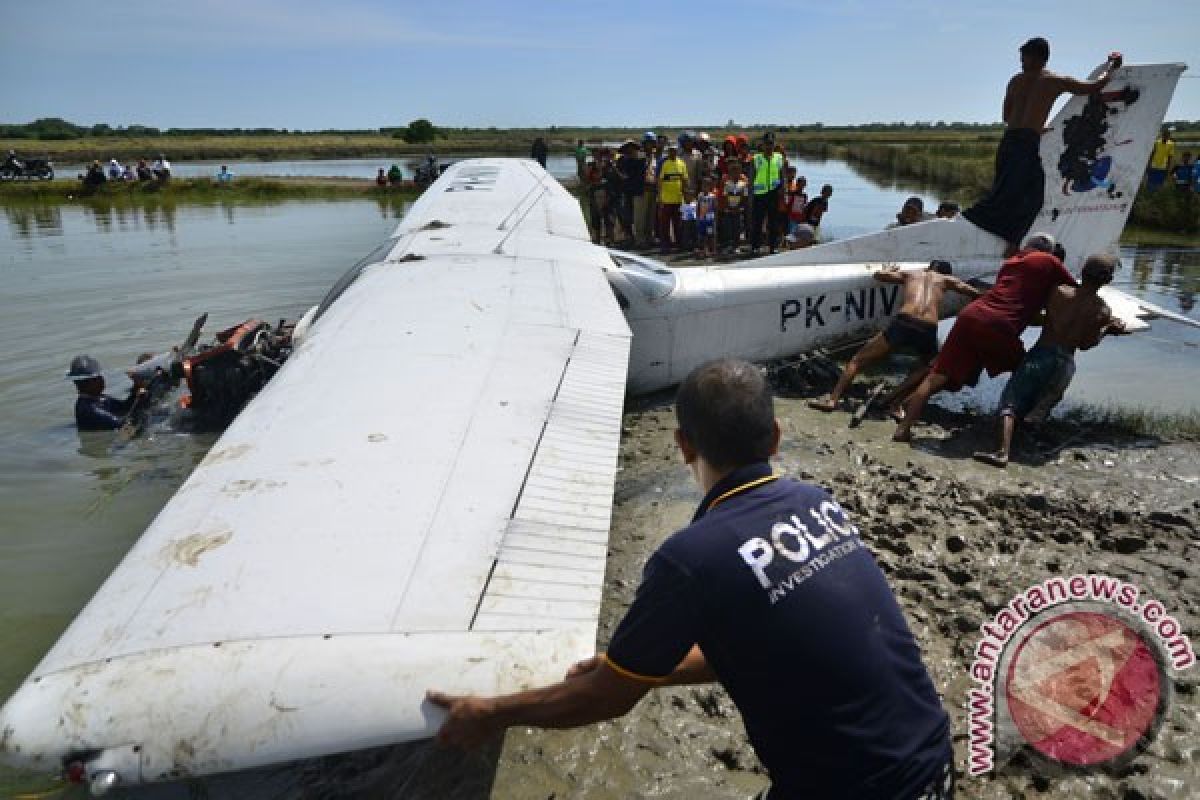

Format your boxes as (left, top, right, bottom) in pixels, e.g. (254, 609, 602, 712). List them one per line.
(0, 157, 55, 181)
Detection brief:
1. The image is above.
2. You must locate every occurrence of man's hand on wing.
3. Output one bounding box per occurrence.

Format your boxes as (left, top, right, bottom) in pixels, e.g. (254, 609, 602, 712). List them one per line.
(426, 691, 502, 750)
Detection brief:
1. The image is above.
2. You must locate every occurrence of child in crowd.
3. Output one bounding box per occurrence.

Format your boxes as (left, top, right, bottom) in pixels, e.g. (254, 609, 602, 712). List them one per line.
(804, 184, 834, 241)
(782, 168, 808, 249)
(697, 177, 717, 258)
(719, 160, 749, 255)
(680, 189, 699, 254)
(584, 158, 612, 244)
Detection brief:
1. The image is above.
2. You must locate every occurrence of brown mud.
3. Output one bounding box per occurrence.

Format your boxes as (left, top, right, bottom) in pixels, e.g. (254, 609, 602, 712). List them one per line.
(485, 375, 1199, 799)
(60, 372, 1200, 800)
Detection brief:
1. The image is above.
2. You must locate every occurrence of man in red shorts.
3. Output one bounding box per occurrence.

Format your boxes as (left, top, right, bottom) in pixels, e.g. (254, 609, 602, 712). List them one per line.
(893, 233, 1076, 442)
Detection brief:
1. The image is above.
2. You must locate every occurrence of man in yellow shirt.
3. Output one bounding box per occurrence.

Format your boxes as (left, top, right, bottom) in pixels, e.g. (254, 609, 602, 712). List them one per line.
(657, 144, 689, 252)
(1147, 127, 1175, 191)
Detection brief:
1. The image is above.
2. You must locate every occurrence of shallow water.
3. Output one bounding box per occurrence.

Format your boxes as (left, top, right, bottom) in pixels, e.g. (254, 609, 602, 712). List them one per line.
(0, 165, 1197, 795)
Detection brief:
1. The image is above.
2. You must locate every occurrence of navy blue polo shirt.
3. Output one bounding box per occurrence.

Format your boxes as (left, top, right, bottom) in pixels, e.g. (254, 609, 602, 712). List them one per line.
(606, 463, 950, 799)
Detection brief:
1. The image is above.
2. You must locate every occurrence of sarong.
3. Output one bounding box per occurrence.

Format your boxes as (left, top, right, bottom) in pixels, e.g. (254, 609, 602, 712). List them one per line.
(963, 128, 1045, 246)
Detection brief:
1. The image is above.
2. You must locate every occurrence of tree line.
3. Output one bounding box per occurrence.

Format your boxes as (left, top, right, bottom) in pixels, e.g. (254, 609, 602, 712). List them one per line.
(4, 117, 1198, 142)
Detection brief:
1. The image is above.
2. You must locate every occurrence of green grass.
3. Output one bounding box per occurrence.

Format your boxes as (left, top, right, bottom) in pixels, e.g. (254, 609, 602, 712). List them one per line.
(1062, 404, 1200, 440)
(1, 128, 1014, 163)
(0, 177, 421, 205)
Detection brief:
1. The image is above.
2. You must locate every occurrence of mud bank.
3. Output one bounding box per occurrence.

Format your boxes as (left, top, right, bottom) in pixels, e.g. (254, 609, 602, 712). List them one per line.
(485, 384, 1199, 799)
(32, 380, 1197, 800)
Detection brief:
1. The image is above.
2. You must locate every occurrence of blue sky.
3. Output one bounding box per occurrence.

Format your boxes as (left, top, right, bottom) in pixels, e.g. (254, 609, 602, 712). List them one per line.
(3, 0, 1197, 129)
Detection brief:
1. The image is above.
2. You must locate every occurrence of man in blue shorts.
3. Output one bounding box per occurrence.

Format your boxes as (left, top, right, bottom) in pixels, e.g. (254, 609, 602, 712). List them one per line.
(974, 254, 1126, 467)
(429, 359, 955, 799)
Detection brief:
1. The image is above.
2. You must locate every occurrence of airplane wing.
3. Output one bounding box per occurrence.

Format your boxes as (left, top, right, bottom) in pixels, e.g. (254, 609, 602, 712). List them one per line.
(0, 160, 631, 787)
(1098, 285, 1200, 333)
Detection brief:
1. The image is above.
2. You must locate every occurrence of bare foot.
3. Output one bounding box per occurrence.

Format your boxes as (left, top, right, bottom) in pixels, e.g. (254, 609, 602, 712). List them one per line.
(973, 451, 1009, 468)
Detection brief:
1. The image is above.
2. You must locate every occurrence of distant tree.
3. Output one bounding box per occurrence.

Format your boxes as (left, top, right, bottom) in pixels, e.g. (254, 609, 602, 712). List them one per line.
(27, 117, 85, 140)
(90, 123, 113, 136)
(399, 118, 437, 144)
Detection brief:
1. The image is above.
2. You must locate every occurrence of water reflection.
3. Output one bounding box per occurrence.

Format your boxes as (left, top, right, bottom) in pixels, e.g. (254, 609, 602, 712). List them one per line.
(1119, 248, 1200, 313)
(3, 203, 63, 239)
(373, 194, 413, 220)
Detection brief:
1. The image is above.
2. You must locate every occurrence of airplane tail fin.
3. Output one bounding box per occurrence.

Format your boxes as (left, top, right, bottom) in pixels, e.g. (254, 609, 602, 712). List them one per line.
(1035, 62, 1185, 270)
(742, 62, 1185, 277)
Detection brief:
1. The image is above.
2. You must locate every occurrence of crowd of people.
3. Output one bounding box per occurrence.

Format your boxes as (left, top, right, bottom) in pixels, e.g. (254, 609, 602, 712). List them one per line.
(576, 131, 834, 257)
(1147, 127, 1200, 193)
(80, 155, 174, 188)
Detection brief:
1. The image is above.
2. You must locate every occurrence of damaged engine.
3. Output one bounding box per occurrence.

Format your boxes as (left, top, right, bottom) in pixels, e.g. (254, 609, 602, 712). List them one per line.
(127, 316, 295, 433)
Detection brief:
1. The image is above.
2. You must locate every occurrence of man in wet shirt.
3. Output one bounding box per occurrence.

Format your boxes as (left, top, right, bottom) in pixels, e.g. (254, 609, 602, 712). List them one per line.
(68, 355, 138, 431)
(429, 359, 954, 800)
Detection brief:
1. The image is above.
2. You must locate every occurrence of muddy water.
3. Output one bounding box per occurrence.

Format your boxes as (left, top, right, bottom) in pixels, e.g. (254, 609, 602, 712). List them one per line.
(53, 155, 584, 184)
(0, 183, 1197, 797)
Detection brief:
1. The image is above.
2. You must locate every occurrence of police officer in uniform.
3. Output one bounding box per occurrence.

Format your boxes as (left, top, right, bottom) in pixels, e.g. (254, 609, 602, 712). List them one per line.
(68, 355, 137, 431)
(750, 134, 786, 254)
(429, 358, 955, 799)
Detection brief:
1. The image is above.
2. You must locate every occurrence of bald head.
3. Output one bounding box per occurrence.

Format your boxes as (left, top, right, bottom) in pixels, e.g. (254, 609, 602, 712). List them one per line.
(676, 359, 776, 470)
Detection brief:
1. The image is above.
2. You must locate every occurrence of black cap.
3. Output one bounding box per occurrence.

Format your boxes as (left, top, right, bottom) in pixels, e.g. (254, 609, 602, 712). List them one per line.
(1020, 37, 1050, 62)
(66, 354, 103, 380)
(904, 196, 924, 210)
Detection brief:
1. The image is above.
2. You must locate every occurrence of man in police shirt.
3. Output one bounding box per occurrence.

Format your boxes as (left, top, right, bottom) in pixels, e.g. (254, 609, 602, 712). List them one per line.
(429, 359, 953, 799)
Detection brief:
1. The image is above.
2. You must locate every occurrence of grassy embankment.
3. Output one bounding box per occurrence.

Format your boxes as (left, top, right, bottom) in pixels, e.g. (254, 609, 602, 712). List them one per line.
(1063, 405, 1200, 440)
(0, 176, 421, 206)
(789, 138, 1200, 245)
(0, 127, 1030, 163)
(3, 129, 1197, 242)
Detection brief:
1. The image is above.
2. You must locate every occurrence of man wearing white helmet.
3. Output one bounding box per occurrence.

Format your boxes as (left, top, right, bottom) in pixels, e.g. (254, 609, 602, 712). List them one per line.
(894, 232, 1077, 442)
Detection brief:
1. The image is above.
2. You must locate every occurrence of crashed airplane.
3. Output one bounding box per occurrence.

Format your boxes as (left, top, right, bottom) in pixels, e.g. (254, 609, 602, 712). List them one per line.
(0, 62, 1189, 794)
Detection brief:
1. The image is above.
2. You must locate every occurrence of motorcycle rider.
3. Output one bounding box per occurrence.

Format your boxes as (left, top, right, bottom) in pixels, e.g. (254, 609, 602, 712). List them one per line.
(3, 150, 22, 173)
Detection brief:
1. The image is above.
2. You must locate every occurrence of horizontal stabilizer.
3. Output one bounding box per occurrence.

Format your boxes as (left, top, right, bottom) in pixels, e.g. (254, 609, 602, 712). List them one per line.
(1098, 286, 1200, 333)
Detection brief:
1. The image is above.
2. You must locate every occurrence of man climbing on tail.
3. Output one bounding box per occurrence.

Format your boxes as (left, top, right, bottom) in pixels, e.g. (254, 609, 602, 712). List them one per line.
(963, 38, 1122, 253)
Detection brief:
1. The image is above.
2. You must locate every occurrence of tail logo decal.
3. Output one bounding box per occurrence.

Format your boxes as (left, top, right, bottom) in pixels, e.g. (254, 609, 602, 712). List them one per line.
(1056, 86, 1140, 199)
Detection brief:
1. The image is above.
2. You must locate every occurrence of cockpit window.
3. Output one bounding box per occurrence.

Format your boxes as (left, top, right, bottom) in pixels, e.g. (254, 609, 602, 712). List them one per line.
(608, 251, 677, 301)
(313, 239, 397, 321)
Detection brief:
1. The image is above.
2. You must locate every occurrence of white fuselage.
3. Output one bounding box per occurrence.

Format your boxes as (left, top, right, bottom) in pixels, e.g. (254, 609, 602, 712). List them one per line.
(607, 249, 995, 394)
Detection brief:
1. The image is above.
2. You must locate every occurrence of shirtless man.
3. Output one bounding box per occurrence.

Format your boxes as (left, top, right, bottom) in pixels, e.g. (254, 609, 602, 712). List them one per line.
(963, 38, 1122, 252)
(809, 261, 982, 414)
(974, 254, 1126, 467)
(893, 233, 1077, 443)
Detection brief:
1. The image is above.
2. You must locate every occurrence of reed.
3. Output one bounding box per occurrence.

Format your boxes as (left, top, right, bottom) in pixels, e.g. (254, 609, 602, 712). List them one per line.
(1062, 404, 1200, 440)
(0, 177, 420, 205)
